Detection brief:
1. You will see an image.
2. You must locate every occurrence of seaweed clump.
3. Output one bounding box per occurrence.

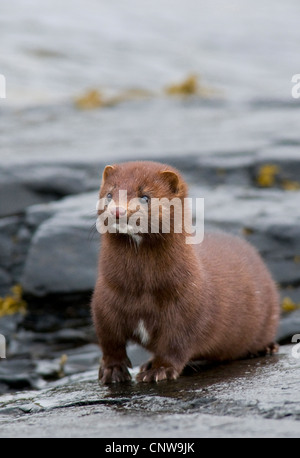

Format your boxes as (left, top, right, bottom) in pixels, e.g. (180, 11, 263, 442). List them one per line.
(281, 296, 300, 313)
(165, 74, 216, 97)
(0, 285, 27, 318)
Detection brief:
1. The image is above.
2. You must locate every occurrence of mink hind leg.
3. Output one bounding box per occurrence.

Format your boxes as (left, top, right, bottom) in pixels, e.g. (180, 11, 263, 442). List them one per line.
(246, 342, 279, 359)
(136, 351, 188, 382)
(136, 361, 180, 382)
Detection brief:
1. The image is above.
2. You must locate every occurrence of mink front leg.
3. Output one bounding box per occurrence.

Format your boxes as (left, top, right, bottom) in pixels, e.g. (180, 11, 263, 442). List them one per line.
(98, 341, 132, 384)
(92, 312, 131, 383)
(91, 290, 132, 384)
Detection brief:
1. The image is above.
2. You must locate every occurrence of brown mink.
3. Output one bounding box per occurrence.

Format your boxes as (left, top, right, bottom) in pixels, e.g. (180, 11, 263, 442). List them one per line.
(91, 161, 280, 383)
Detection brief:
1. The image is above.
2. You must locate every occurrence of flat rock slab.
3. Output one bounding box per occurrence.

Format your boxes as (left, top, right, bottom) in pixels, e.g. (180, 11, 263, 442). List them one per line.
(0, 345, 299, 438)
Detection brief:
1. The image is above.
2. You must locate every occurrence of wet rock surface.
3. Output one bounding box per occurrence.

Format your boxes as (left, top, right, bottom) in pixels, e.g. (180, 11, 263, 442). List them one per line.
(0, 345, 300, 438)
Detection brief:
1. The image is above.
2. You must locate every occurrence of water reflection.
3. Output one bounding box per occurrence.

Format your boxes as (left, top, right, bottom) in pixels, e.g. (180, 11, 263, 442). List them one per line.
(102, 353, 281, 405)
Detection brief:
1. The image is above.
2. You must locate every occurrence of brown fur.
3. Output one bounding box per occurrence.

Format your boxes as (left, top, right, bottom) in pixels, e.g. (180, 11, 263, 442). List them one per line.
(91, 161, 280, 383)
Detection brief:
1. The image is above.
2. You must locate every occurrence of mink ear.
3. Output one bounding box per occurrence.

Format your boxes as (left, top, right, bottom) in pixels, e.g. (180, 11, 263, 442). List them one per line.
(159, 170, 180, 193)
(102, 165, 116, 183)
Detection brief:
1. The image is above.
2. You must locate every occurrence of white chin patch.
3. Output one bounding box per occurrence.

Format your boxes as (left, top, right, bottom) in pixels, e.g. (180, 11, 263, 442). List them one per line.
(112, 223, 142, 245)
(130, 233, 142, 245)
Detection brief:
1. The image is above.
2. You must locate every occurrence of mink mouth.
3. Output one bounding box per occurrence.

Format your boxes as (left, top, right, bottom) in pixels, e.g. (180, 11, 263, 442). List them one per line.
(111, 222, 145, 235)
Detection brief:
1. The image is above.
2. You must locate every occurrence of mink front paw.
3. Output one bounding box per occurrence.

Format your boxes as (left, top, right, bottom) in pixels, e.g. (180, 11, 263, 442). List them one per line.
(136, 366, 179, 383)
(99, 362, 132, 384)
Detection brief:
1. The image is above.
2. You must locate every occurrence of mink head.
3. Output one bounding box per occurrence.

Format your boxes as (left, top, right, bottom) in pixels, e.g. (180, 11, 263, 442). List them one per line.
(97, 161, 188, 240)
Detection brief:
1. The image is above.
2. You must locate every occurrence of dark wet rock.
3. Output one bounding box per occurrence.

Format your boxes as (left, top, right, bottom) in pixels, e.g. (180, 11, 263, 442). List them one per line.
(0, 296, 150, 396)
(0, 303, 95, 394)
(21, 193, 99, 296)
(13, 164, 94, 197)
(279, 287, 300, 304)
(0, 162, 102, 218)
(0, 217, 20, 268)
(2, 307, 93, 359)
(0, 216, 31, 294)
(0, 359, 46, 392)
(0, 269, 12, 295)
(277, 311, 300, 343)
(0, 345, 299, 438)
(267, 259, 300, 287)
(0, 337, 149, 395)
(0, 176, 49, 218)
(0, 313, 24, 337)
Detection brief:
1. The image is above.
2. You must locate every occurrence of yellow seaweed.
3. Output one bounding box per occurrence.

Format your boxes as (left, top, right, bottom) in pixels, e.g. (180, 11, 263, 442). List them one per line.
(74, 89, 103, 109)
(74, 87, 153, 110)
(256, 164, 280, 188)
(0, 285, 27, 318)
(165, 73, 219, 98)
(166, 74, 199, 96)
(281, 296, 300, 313)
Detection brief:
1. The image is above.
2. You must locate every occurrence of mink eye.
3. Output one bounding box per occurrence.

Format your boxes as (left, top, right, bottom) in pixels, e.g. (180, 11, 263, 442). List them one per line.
(106, 193, 113, 202)
(139, 195, 150, 204)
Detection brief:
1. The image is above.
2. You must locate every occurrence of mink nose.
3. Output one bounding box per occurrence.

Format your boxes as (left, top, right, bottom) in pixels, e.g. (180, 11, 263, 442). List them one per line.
(110, 206, 126, 219)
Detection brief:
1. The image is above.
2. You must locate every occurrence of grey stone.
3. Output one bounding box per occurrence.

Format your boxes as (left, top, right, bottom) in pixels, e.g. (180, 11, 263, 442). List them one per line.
(279, 287, 300, 304)
(13, 164, 92, 196)
(26, 204, 59, 228)
(267, 259, 300, 287)
(0, 268, 12, 295)
(0, 314, 24, 340)
(0, 178, 49, 217)
(0, 162, 103, 218)
(0, 217, 21, 268)
(0, 215, 33, 294)
(21, 192, 99, 296)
